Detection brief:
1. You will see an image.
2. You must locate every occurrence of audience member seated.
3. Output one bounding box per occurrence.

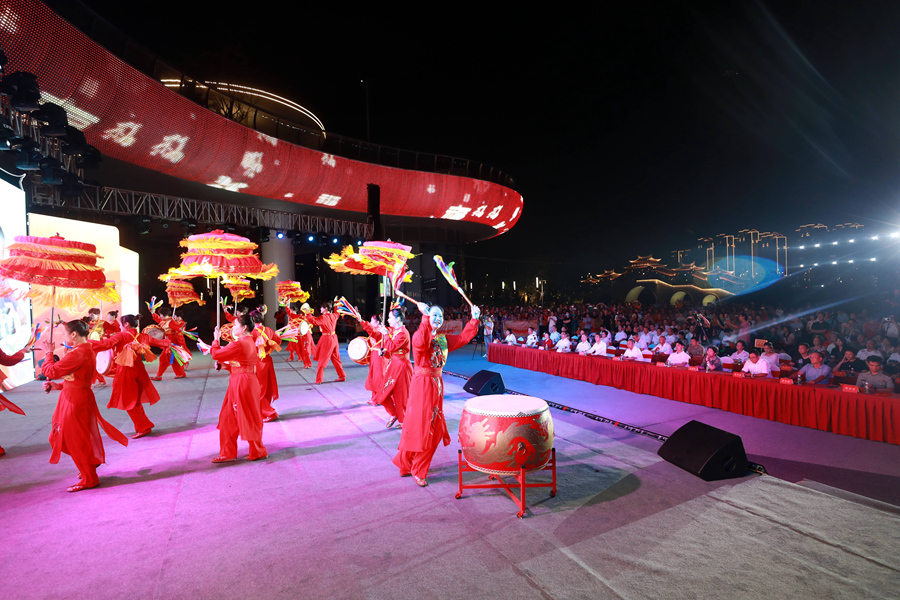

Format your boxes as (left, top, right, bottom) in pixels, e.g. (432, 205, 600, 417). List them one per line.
(587, 335, 607, 356)
(741, 351, 772, 378)
(855, 356, 894, 391)
(725, 341, 750, 362)
(760, 343, 782, 373)
(549, 325, 560, 345)
(614, 325, 628, 343)
(503, 329, 517, 345)
(540, 332, 552, 349)
(525, 327, 538, 348)
(575, 333, 591, 354)
(653, 336, 672, 355)
(792, 351, 833, 384)
(703, 346, 723, 371)
(686, 337, 705, 358)
(832, 349, 866, 373)
(554, 333, 572, 353)
(857, 339, 884, 362)
(807, 311, 831, 336)
(666, 341, 691, 367)
(622, 339, 643, 360)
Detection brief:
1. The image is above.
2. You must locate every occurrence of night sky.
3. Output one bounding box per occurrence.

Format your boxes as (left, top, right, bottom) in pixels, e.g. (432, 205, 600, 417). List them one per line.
(79, 1, 900, 286)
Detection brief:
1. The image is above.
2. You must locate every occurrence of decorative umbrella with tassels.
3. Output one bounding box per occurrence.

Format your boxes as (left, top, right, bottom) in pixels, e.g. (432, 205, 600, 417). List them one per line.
(0, 234, 120, 340)
(325, 240, 414, 321)
(160, 230, 277, 330)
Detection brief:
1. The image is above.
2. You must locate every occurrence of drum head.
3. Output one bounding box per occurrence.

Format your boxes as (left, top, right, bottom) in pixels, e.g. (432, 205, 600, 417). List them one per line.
(463, 394, 548, 417)
(143, 325, 164, 340)
(95, 349, 113, 373)
(299, 321, 310, 336)
(347, 336, 371, 365)
(220, 323, 234, 342)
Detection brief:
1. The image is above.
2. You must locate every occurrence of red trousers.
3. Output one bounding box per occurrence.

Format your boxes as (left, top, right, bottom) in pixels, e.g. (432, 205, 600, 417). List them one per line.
(218, 398, 267, 460)
(392, 434, 442, 479)
(156, 350, 186, 378)
(259, 397, 277, 420)
(126, 403, 154, 434)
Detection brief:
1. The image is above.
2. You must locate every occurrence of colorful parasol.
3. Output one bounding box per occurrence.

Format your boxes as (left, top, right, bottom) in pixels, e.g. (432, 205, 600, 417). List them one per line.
(434, 255, 473, 308)
(222, 276, 255, 302)
(276, 280, 309, 305)
(160, 230, 277, 330)
(160, 230, 278, 281)
(165, 279, 205, 308)
(0, 234, 121, 311)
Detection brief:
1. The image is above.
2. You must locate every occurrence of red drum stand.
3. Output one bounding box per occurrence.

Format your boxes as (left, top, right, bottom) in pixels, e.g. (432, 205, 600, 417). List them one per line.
(455, 448, 557, 518)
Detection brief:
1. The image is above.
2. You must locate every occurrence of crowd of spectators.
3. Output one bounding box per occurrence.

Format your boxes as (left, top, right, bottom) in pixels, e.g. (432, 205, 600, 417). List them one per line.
(477, 292, 900, 388)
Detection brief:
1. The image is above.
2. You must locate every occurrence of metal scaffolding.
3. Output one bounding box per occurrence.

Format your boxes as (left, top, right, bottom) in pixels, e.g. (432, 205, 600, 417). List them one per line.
(29, 182, 374, 239)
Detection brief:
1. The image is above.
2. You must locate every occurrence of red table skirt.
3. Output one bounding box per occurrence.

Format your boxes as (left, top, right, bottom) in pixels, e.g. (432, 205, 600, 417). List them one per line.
(487, 344, 900, 445)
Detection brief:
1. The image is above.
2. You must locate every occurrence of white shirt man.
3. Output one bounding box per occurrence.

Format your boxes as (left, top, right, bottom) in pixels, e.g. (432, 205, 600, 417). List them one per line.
(575, 335, 591, 353)
(549, 326, 560, 344)
(666, 342, 691, 366)
(634, 335, 649, 351)
(857, 341, 884, 362)
(741, 352, 772, 377)
(639, 328, 653, 347)
(622, 340, 643, 360)
(587, 339, 607, 356)
(727, 342, 750, 362)
(555, 334, 571, 353)
(654, 336, 672, 355)
(525, 329, 538, 348)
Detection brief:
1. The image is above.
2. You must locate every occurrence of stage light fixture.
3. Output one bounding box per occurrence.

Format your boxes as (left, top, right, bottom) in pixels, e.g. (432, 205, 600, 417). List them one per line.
(137, 217, 152, 235)
(276, 230, 285, 239)
(332, 237, 338, 244)
(60, 173, 83, 198)
(0, 71, 41, 111)
(224, 224, 237, 233)
(308, 235, 315, 242)
(13, 139, 41, 170)
(75, 145, 102, 169)
(38, 157, 64, 185)
(31, 102, 69, 138)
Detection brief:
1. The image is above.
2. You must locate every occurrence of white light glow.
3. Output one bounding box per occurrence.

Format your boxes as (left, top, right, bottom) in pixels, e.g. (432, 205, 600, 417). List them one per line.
(891, 232, 900, 238)
(798, 246, 805, 249)
(872, 236, 879, 240)
(814, 244, 820, 248)
(814, 263, 819, 266)
(832, 241, 838, 245)
(871, 257, 877, 261)
(831, 261, 837, 265)
(315, 194, 341, 206)
(849, 239, 855, 243)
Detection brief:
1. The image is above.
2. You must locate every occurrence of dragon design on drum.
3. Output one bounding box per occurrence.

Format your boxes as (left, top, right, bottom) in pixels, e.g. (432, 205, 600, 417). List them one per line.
(459, 413, 554, 473)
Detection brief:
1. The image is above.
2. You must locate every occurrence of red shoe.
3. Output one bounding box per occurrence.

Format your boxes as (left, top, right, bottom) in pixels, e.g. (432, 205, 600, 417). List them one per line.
(149, 376, 162, 381)
(247, 454, 268, 461)
(211, 455, 237, 463)
(414, 476, 428, 487)
(67, 481, 98, 492)
(132, 429, 152, 439)
(174, 375, 186, 379)
(0, 446, 5, 457)
(263, 414, 278, 423)
(334, 378, 345, 382)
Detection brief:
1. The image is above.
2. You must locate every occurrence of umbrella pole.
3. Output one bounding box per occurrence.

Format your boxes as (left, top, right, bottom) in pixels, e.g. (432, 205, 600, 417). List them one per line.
(216, 277, 221, 331)
(382, 275, 388, 324)
(49, 286, 56, 344)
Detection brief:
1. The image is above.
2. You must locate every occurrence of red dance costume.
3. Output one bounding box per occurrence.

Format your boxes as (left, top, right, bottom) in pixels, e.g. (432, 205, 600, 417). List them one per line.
(92, 327, 169, 436)
(210, 335, 267, 460)
(153, 313, 188, 378)
(308, 311, 346, 384)
(254, 325, 282, 421)
(286, 308, 313, 367)
(0, 349, 27, 456)
(392, 315, 478, 480)
(42, 343, 128, 488)
(374, 324, 413, 424)
(360, 321, 386, 404)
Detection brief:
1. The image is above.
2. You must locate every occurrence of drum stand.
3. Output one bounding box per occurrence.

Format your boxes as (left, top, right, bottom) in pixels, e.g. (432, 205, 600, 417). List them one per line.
(455, 448, 557, 518)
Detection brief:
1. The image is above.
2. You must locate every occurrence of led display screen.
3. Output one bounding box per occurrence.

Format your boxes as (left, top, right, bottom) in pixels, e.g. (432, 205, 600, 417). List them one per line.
(0, 0, 522, 237)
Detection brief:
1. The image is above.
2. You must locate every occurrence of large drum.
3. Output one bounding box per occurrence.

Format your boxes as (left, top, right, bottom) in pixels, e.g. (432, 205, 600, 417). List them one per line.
(458, 395, 554, 475)
(347, 336, 372, 365)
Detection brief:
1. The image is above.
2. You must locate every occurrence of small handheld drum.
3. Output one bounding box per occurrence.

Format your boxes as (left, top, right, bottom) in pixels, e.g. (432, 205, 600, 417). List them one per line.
(88, 330, 102, 341)
(347, 336, 372, 365)
(458, 395, 554, 475)
(219, 323, 234, 343)
(299, 321, 310, 336)
(143, 325, 165, 340)
(95, 349, 114, 375)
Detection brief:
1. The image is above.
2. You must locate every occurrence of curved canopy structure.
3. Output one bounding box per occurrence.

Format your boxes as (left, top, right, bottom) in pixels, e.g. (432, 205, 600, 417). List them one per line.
(0, 0, 523, 241)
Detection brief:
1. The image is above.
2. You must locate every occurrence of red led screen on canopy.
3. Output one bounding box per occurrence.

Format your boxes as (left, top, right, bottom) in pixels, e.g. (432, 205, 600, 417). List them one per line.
(0, 0, 522, 237)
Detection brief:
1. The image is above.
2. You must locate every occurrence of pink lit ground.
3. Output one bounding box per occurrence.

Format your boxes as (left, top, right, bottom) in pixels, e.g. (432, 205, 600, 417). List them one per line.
(1, 344, 899, 599)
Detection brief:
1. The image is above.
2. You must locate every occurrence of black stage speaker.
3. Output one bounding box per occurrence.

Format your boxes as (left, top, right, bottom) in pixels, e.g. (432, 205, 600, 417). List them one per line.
(657, 420, 749, 481)
(464, 370, 506, 396)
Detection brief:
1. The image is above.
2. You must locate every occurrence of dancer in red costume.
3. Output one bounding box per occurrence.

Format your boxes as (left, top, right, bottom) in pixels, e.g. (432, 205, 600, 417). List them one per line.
(86, 308, 108, 388)
(393, 302, 480, 486)
(209, 313, 267, 462)
(39, 319, 129, 492)
(103, 310, 121, 336)
(375, 307, 413, 429)
(250, 309, 282, 422)
(150, 306, 188, 380)
(0, 346, 30, 457)
(308, 303, 346, 384)
(285, 303, 314, 367)
(91, 314, 170, 438)
(360, 314, 386, 405)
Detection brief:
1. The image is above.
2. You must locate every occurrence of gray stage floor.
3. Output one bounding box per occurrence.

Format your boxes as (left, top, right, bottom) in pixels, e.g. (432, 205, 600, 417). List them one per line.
(1, 344, 899, 599)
